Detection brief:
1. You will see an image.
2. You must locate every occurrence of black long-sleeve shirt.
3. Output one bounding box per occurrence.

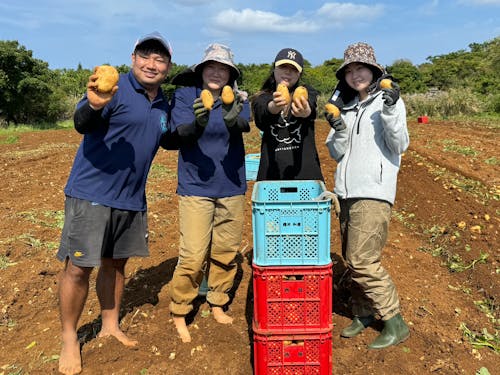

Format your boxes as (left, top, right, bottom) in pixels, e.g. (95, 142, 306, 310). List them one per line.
(252, 85, 324, 181)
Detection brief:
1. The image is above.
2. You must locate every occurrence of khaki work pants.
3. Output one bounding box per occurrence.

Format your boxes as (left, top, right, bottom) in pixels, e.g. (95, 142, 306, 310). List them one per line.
(339, 198, 400, 321)
(168, 195, 245, 315)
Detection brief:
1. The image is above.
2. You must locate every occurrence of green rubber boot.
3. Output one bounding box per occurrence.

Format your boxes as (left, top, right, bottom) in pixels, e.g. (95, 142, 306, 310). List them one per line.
(368, 313, 410, 349)
(340, 316, 375, 338)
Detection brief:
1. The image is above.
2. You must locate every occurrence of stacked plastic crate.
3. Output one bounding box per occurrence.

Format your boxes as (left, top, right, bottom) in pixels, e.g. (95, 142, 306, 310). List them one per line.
(245, 153, 261, 181)
(251, 180, 333, 375)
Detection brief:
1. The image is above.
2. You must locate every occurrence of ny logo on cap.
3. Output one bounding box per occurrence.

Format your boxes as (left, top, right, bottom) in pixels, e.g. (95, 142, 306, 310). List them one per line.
(287, 50, 297, 60)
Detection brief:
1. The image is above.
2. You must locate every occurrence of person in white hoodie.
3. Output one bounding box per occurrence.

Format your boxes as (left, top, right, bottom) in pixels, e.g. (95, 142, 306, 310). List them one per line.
(325, 42, 410, 349)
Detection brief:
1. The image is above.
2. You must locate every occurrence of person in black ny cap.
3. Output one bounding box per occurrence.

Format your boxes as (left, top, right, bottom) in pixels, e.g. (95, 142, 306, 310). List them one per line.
(251, 48, 323, 181)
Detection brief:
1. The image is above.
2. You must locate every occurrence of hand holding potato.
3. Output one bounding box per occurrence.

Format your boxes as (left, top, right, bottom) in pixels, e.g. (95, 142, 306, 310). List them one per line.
(268, 83, 290, 114)
(324, 103, 345, 131)
(381, 81, 400, 106)
(222, 94, 244, 128)
(193, 97, 210, 127)
(87, 66, 119, 110)
(291, 95, 311, 118)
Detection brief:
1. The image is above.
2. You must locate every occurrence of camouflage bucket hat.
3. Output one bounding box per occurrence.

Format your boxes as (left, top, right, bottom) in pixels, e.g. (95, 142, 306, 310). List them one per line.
(194, 43, 240, 80)
(335, 42, 384, 80)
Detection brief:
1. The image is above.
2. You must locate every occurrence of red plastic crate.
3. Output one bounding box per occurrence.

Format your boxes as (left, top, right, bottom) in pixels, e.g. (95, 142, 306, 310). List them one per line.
(253, 331, 332, 375)
(252, 263, 333, 333)
(417, 115, 429, 124)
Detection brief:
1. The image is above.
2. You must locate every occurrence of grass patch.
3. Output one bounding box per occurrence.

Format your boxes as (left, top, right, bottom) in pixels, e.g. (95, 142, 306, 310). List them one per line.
(419, 225, 489, 272)
(0, 318, 16, 329)
(5, 143, 77, 160)
(442, 139, 479, 157)
(0, 254, 18, 269)
(460, 323, 500, 353)
(447, 251, 489, 272)
(392, 209, 416, 229)
(474, 298, 499, 325)
(17, 210, 64, 229)
(0, 364, 23, 375)
(0, 120, 73, 133)
(149, 163, 177, 180)
(484, 157, 499, 166)
(0, 135, 19, 144)
(18, 234, 43, 248)
(409, 151, 499, 202)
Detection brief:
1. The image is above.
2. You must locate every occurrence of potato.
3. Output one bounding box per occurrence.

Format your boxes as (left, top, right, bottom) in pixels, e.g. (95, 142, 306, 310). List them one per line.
(292, 86, 308, 102)
(276, 83, 290, 105)
(200, 89, 214, 110)
(380, 78, 393, 89)
(324, 103, 340, 118)
(221, 85, 235, 105)
(95, 65, 119, 93)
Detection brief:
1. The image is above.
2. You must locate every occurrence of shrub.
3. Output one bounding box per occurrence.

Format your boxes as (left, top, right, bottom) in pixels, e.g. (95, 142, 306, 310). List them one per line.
(403, 88, 483, 117)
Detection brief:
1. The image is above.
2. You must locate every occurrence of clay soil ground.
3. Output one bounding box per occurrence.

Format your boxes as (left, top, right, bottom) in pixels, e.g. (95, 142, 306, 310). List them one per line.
(0, 117, 498, 375)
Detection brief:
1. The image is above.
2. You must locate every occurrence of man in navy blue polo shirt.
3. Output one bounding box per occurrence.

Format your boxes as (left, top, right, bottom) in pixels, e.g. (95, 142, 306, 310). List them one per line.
(56, 32, 173, 375)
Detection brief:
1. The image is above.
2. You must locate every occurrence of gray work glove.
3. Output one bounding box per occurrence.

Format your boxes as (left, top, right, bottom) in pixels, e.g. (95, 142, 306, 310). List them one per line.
(222, 95, 244, 128)
(382, 81, 401, 107)
(324, 112, 346, 131)
(193, 97, 209, 127)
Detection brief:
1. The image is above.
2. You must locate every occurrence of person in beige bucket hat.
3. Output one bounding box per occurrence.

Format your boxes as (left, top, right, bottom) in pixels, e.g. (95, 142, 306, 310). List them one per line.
(194, 43, 240, 83)
(167, 43, 250, 343)
(325, 42, 410, 350)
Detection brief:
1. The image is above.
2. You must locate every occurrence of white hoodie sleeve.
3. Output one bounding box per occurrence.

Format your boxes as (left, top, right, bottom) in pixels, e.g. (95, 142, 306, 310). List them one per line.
(380, 98, 409, 154)
(325, 126, 349, 162)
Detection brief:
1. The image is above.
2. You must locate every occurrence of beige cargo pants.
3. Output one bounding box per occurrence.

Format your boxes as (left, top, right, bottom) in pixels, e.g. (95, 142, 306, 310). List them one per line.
(168, 195, 245, 316)
(339, 198, 401, 321)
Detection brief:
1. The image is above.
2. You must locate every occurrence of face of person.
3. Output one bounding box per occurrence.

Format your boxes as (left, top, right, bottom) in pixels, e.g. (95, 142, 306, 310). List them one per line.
(202, 61, 231, 92)
(131, 50, 171, 90)
(344, 62, 373, 94)
(274, 64, 300, 88)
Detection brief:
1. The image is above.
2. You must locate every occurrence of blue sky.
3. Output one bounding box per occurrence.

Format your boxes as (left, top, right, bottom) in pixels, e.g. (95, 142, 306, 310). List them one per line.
(0, 0, 499, 70)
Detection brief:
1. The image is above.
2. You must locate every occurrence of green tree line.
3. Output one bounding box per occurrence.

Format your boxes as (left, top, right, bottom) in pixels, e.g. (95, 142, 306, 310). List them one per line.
(1, 37, 498, 125)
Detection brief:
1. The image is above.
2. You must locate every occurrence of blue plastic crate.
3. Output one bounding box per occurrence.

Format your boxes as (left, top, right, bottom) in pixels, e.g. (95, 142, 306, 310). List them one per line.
(245, 153, 260, 181)
(252, 180, 331, 266)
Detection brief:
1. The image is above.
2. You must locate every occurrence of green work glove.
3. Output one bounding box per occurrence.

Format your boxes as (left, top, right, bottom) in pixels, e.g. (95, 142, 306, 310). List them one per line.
(193, 97, 210, 127)
(222, 95, 244, 128)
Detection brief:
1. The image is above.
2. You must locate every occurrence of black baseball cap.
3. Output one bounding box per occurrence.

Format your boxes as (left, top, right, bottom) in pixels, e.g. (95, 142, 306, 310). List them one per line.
(274, 48, 304, 73)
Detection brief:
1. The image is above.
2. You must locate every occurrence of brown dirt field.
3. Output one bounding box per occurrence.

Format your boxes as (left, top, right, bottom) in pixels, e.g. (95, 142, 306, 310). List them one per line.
(0, 117, 498, 375)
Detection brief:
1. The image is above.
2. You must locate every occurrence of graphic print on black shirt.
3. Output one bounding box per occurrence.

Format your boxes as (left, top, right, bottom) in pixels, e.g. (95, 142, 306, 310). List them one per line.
(271, 111, 302, 152)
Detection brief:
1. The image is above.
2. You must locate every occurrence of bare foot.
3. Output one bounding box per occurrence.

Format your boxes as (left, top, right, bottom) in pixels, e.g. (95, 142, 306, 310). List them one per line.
(173, 315, 191, 343)
(59, 335, 81, 375)
(98, 327, 138, 347)
(212, 306, 233, 324)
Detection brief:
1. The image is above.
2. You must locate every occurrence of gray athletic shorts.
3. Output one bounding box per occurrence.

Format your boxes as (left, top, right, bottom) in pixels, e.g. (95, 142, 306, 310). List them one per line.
(57, 197, 149, 267)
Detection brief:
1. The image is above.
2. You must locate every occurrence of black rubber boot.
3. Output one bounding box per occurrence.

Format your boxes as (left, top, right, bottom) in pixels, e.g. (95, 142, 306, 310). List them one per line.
(368, 313, 410, 349)
(340, 316, 375, 338)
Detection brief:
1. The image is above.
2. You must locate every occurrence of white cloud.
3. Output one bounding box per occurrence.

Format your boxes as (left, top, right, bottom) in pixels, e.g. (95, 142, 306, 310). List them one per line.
(316, 2, 385, 26)
(211, 3, 386, 34)
(458, 0, 500, 4)
(212, 8, 319, 32)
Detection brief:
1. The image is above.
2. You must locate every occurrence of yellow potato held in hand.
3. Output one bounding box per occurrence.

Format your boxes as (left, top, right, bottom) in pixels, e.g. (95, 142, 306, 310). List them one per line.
(221, 85, 235, 105)
(292, 86, 308, 102)
(95, 65, 119, 93)
(380, 79, 393, 89)
(200, 89, 214, 110)
(324, 103, 340, 118)
(277, 83, 291, 105)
